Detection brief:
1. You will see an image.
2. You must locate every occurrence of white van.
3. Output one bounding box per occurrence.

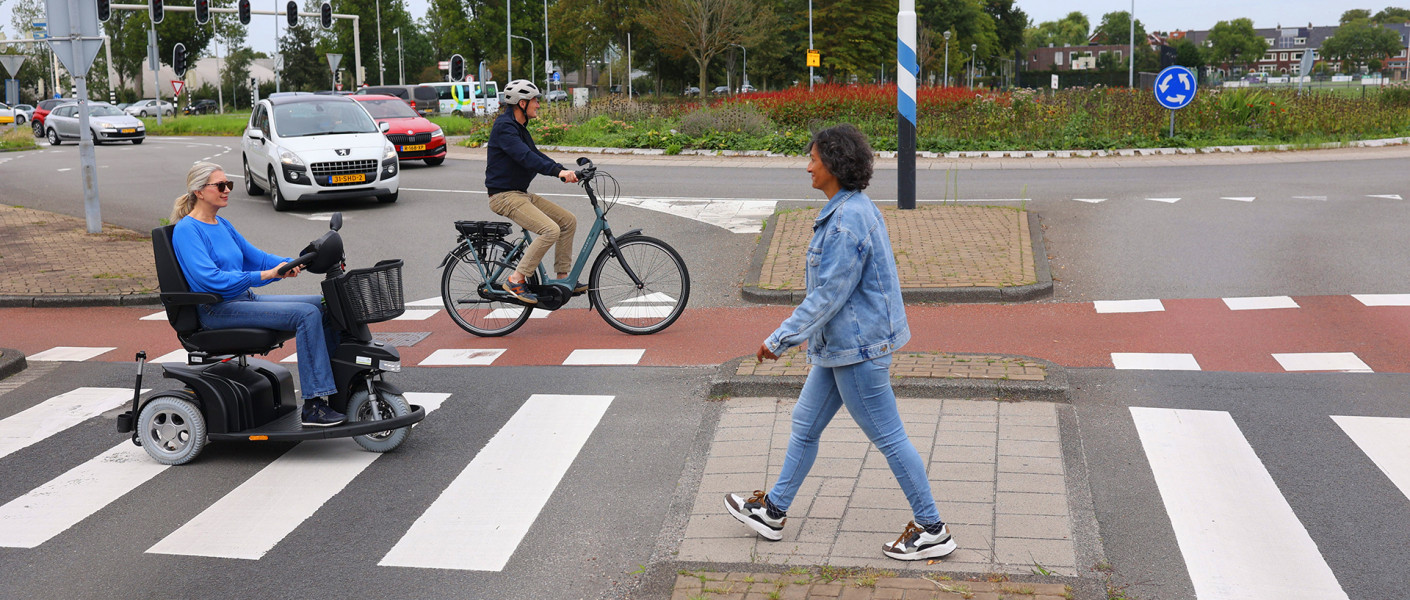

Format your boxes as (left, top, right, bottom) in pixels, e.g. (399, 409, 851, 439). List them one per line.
(421, 81, 500, 116)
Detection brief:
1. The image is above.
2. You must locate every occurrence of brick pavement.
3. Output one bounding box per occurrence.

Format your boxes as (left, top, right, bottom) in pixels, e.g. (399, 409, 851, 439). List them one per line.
(752, 206, 1037, 294)
(0, 204, 157, 301)
(670, 570, 1073, 600)
(738, 348, 1047, 382)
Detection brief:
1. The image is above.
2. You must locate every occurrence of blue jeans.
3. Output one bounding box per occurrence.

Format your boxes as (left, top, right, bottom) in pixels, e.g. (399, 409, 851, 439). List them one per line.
(198, 292, 340, 400)
(767, 354, 942, 526)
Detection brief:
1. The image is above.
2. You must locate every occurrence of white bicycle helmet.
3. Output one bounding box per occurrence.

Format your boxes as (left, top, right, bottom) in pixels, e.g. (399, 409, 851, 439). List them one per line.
(501, 79, 541, 105)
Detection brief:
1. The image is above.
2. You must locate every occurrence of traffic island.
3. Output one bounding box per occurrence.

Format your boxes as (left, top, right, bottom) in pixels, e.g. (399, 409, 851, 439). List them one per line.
(743, 205, 1051, 305)
(0, 348, 25, 380)
(0, 204, 159, 307)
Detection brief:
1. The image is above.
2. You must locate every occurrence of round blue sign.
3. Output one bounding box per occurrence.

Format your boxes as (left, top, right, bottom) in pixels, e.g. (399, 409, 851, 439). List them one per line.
(1154, 66, 1197, 110)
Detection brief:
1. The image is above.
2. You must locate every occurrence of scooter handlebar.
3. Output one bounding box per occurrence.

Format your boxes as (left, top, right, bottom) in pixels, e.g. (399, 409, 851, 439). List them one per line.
(278, 252, 318, 276)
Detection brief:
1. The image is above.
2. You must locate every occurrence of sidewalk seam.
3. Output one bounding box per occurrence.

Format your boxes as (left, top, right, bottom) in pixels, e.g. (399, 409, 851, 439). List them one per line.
(709, 354, 1069, 402)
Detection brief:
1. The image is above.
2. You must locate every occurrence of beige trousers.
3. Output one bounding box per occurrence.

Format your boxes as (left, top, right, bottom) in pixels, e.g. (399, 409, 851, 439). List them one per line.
(488, 191, 577, 279)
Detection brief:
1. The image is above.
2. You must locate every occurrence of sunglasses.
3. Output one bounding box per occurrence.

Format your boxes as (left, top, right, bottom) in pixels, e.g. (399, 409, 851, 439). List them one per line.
(204, 181, 235, 193)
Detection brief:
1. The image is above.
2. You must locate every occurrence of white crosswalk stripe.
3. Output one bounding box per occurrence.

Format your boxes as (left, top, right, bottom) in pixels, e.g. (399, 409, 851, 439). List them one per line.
(0, 443, 168, 548)
(28, 346, 115, 361)
(0, 387, 140, 461)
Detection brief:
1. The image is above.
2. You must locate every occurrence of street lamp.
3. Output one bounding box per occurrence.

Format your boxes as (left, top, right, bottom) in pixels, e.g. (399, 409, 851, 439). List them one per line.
(506, 0, 512, 81)
(808, 0, 814, 90)
(393, 27, 403, 85)
(970, 43, 977, 88)
(943, 30, 951, 87)
(730, 43, 748, 91)
(543, 0, 551, 92)
(511, 34, 536, 86)
(1128, 0, 1135, 88)
(376, 0, 384, 85)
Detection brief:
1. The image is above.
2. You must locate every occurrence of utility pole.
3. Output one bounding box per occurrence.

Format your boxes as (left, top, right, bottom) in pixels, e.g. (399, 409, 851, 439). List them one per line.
(506, 0, 512, 81)
(375, 0, 383, 85)
(394, 27, 403, 84)
(1128, 0, 1135, 88)
(808, 0, 814, 90)
(543, 0, 550, 92)
(943, 30, 950, 87)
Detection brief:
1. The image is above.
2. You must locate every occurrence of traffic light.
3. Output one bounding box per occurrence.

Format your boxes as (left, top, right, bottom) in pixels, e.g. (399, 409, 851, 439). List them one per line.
(238, 0, 250, 25)
(286, 0, 298, 27)
(449, 54, 465, 82)
(149, 0, 163, 24)
(320, 2, 332, 29)
(97, 0, 110, 22)
(195, 0, 209, 24)
(173, 43, 187, 78)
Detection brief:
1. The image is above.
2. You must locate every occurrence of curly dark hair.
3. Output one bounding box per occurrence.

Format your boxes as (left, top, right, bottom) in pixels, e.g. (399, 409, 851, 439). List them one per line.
(805, 123, 873, 191)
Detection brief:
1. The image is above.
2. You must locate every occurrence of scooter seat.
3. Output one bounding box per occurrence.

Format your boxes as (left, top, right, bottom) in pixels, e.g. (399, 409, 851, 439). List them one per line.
(185, 328, 296, 355)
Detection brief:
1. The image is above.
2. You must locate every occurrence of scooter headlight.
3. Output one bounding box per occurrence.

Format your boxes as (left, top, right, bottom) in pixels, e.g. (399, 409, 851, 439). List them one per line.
(380, 360, 401, 372)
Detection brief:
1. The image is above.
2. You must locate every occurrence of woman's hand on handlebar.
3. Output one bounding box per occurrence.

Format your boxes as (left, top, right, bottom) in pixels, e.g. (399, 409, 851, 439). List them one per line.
(262, 263, 301, 280)
(558, 169, 579, 183)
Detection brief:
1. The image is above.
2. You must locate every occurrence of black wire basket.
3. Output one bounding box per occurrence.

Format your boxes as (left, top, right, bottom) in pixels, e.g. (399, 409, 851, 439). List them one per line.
(335, 259, 405, 324)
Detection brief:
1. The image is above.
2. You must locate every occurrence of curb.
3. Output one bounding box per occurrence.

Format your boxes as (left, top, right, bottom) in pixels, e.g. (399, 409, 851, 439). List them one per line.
(741, 211, 1052, 305)
(708, 353, 1069, 402)
(0, 348, 26, 381)
(0, 293, 161, 308)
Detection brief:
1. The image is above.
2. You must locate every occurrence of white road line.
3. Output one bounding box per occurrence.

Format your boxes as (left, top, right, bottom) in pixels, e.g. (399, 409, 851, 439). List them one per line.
(57, 168, 71, 172)
(485, 307, 550, 319)
(1131, 408, 1350, 600)
(1366, 194, 1402, 200)
(608, 305, 676, 319)
(1293, 196, 1328, 201)
(0, 388, 141, 461)
(0, 443, 168, 548)
(1273, 352, 1373, 373)
(622, 292, 677, 303)
(1144, 197, 1181, 203)
(1221, 196, 1256, 202)
(280, 353, 298, 363)
(406, 296, 443, 307)
(392, 309, 440, 321)
(139, 311, 169, 321)
(152, 349, 189, 364)
(1352, 294, 1410, 307)
(147, 393, 451, 560)
(419, 348, 505, 366)
(379, 394, 614, 571)
(1222, 296, 1299, 311)
(1111, 353, 1201, 371)
(1093, 299, 1165, 314)
(562, 349, 645, 366)
(1332, 416, 1410, 501)
(1071, 198, 1107, 204)
(28, 346, 116, 362)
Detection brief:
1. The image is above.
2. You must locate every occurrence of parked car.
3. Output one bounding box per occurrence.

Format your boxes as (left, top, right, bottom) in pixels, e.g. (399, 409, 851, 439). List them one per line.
(683, 86, 701, 96)
(241, 94, 400, 211)
(0, 103, 15, 125)
(30, 98, 70, 137)
(125, 99, 175, 117)
(355, 84, 439, 116)
(739, 84, 757, 94)
(42, 102, 146, 145)
(184, 99, 219, 115)
(0, 102, 32, 125)
(608, 85, 640, 97)
(544, 89, 568, 102)
(351, 93, 446, 166)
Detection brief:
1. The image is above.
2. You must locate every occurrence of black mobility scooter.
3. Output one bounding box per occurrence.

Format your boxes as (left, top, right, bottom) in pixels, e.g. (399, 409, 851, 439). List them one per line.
(117, 213, 425, 465)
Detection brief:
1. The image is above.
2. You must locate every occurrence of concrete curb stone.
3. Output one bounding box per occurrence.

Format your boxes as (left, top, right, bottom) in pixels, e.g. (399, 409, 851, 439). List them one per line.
(708, 353, 1069, 402)
(0, 294, 161, 308)
(0, 348, 26, 380)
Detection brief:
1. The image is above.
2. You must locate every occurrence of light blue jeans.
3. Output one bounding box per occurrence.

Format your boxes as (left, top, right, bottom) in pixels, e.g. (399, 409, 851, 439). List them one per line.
(767, 354, 942, 526)
(198, 292, 340, 400)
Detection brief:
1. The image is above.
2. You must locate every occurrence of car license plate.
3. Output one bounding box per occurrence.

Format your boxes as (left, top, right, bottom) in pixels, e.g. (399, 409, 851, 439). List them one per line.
(330, 174, 366, 184)
(402, 144, 425, 152)
(120, 128, 135, 134)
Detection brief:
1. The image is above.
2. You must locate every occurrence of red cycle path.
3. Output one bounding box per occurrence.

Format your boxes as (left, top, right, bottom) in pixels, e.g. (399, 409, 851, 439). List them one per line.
(3, 296, 1409, 372)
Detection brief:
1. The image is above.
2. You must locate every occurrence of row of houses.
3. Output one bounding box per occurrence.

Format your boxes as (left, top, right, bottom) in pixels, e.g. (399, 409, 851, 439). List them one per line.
(1027, 23, 1410, 80)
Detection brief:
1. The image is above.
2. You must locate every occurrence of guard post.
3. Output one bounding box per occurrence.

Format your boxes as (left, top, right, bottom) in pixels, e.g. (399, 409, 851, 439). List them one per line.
(896, 0, 917, 210)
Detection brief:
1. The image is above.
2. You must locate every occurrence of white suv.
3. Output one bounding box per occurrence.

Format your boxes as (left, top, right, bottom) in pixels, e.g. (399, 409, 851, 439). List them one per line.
(241, 94, 400, 211)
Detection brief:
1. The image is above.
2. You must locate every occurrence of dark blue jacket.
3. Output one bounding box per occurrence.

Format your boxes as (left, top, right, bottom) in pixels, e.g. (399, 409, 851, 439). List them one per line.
(484, 111, 564, 195)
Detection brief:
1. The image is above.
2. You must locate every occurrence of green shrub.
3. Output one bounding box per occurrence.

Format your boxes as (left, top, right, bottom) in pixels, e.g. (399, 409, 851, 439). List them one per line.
(677, 104, 775, 137)
(1378, 84, 1410, 108)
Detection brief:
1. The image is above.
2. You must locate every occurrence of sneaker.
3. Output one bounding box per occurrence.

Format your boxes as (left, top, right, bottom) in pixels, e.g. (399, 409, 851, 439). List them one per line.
(501, 280, 538, 304)
(881, 521, 957, 561)
(301, 398, 347, 427)
(571, 280, 588, 296)
(724, 491, 785, 541)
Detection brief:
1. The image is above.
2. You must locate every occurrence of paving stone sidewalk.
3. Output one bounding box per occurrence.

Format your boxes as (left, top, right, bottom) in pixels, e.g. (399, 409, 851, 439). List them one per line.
(0, 204, 158, 306)
(671, 570, 1073, 600)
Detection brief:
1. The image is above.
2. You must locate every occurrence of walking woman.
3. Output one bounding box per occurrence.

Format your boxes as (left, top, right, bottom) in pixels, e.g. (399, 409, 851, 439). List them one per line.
(724, 124, 956, 561)
(170, 161, 346, 427)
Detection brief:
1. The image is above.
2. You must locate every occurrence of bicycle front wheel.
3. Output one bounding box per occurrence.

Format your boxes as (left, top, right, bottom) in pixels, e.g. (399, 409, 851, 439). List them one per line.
(589, 235, 690, 334)
(441, 239, 533, 337)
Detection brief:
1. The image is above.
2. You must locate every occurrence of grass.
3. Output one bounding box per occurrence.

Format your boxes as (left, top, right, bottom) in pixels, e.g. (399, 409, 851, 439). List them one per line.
(1, 125, 38, 151)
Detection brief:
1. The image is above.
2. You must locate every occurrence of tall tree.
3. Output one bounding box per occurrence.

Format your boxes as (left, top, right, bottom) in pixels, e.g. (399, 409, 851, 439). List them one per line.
(1170, 37, 1206, 71)
(919, 0, 999, 86)
(1023, 11, 1088, 50)
(809, 0, 891, 82)
(1205, 18, 1268, 73)
(1372, 7, 1410, 24)
(1320, 18, 1404, 72)
(984, 0, 1028, 56)
(1341, 9, 1372, 24)
(279, 21, 324, 90)
(645, 0, 775, 92)
(1093, 11, 1145, 46)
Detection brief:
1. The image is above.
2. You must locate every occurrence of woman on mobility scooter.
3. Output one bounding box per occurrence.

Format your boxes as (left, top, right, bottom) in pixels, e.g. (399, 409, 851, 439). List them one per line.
(170, 161, 344, 427)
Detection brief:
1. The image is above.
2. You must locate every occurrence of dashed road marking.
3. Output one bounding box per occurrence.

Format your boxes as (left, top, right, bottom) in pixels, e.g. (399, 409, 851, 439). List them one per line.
(1144, 197, 1181, 203)
(562, 349, 645, 366)
(1366, 194, 1402, 200)
(1222, 296, 1299, 310)
(419, 348, 505, 366)
(1111, 353, 1201, 371)
(1071, 198, 1106, 204)
(1222, 196, 1256, 202)
(1272, 352, 1372, 373)
(1093, 299, 1165, 313)
(1353, 294, 1410, 306)
(29, 346, 115, 361)
(392, 309, 440, 321)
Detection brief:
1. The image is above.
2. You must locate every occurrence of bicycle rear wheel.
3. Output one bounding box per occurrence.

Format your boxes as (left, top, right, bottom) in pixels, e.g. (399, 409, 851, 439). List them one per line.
(589, 235, 690, 334)
(441, 239, 533, 336)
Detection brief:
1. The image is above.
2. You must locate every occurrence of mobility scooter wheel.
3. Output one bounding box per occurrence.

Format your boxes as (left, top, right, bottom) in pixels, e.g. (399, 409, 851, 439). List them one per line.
(137, 394, 208, 465)
(346, 389, 412, 452)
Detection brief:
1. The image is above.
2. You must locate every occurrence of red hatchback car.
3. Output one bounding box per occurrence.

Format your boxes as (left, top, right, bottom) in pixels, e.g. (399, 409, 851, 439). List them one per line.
(351, 94, 447, 166)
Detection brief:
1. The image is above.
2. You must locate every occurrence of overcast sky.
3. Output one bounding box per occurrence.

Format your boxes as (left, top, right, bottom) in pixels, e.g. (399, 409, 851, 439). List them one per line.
(0, 0, 1384, 59)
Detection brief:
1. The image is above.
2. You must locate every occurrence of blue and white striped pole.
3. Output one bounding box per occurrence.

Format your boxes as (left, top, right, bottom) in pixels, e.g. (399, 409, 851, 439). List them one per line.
(897, 0, 918, 210)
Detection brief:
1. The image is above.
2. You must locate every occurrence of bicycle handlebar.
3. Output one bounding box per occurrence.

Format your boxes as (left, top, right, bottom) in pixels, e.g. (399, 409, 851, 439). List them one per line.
(560, 157, 597, 183)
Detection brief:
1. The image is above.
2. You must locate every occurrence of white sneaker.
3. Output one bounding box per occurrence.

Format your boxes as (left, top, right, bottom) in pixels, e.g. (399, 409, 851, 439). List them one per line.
(882, 521, 957, 561)
(724, 491, 785, 541)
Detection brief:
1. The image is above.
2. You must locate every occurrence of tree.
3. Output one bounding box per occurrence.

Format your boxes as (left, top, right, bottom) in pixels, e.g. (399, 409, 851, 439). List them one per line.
(1170, 37, 1206, 71)
(645, 0, 775, 93)
(1341, 9, 1372, 24)
(278, 22, 324, 90)
(919, 0, 999, 87)
(1320, 18, 1404, 73)
(809, 0, 892, 81)
(1205, 18, 1268, 73)
(1372, 7, 1410, 24)
(1093, 11, 1145, 47)
(1024, 11, 1088, 50)
(984, 0, 1029, 56)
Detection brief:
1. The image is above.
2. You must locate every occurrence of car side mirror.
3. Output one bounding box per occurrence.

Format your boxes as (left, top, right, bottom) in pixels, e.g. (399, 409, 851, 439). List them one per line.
(330, 212, 343, 231)
(379, 121, 391, 133)
(248, 129, 262, 140)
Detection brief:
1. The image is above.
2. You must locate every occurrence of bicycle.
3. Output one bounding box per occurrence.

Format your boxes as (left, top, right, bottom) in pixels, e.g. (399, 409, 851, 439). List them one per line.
(438, 158, 690, 336)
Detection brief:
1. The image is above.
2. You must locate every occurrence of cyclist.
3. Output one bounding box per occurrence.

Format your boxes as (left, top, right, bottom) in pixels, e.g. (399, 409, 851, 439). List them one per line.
(484, 79, 581, 304)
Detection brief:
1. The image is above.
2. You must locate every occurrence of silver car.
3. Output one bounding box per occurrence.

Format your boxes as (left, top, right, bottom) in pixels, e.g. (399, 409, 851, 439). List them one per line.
(44, 103, 146, 145)
(124, 99, 174, 117)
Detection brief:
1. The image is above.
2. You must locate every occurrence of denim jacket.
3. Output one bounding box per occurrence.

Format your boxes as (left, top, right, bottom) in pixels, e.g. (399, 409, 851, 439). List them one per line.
(764, 189, 910, 367)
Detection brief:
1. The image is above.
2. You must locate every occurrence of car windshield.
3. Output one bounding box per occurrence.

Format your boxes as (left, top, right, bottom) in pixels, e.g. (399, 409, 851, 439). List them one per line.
(273, 100, 377, 137)
(89, 105, 125, 117)
(358, 98, 416, 119)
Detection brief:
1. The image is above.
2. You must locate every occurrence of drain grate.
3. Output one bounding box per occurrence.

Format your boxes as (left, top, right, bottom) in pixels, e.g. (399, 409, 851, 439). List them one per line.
(372, 332, 432, 347)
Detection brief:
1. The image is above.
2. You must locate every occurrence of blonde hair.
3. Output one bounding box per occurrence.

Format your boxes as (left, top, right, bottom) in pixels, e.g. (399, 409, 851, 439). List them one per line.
(171, 162, 224, 222)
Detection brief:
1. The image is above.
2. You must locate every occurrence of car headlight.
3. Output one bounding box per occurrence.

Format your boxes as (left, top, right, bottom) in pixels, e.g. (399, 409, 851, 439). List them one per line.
(280, 150, 305, 167)
(384, 144, 398, 160)
(100, 127, 116, 132)
(430, 127, 444, 139)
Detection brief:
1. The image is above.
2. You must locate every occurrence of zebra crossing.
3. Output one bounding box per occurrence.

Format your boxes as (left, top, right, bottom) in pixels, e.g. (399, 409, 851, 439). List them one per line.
(1130, 407, 1410, 599)
(0, 385, 615, 572)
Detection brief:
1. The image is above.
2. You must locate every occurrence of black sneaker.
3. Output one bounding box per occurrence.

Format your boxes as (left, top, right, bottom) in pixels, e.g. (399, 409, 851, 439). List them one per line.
(301, 399, 347, 427)
(881, 521, 957, 561)
(724, 491, 785, 541)
(501, 280, 538, 304)
(570, 280, 588, 296)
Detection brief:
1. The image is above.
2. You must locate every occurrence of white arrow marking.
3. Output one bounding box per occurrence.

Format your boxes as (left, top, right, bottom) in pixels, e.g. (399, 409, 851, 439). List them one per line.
(1071, 198, 1107, 204)
(1159, 74, 1172, 92)
(1145, 197, 1182, 203)
(1166, 94, 1186, 104)
(1222, 197, 1256, 202)
(1177, 72, 1190, 88)
(1367, 194, 1402, 200)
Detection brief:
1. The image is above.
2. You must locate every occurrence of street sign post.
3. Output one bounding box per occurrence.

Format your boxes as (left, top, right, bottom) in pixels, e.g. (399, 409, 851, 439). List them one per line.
(326, 53, 342, 90)
(1297, 49, 1316, 95)
(45, 0, 106, 233)
(171, 79, 185, 96)
(806, 49, 820, 68)
(1153, 65, 1197, 138)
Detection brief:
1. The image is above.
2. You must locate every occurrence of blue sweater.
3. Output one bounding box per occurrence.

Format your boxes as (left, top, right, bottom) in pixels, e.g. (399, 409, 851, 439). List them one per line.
(484, 111, 564, 195)
(172, 216, 289, 300)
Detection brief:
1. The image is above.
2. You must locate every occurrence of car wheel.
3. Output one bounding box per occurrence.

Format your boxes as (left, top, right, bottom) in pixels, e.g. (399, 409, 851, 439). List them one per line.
(32, 120, 43, 137)
(164, 110, 173, 117)
(243, 158, 264, 196)
(15, 115, 24, 125)
(46, 128, 61, 146)
(376, 191, 398, 203)
(140, 110, 148, 117)
(269, 167, 291, 211)
(424, 157, 445, 166)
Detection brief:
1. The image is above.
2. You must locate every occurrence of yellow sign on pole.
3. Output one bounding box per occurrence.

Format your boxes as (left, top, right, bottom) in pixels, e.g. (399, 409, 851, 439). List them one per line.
(806, 50, 820, 68)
